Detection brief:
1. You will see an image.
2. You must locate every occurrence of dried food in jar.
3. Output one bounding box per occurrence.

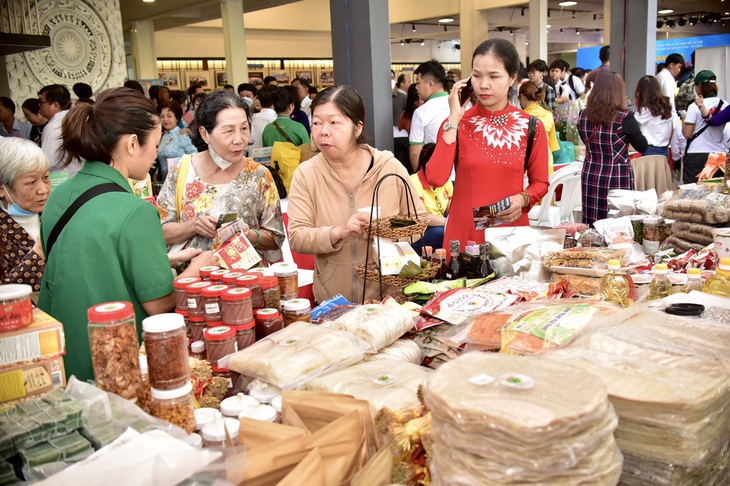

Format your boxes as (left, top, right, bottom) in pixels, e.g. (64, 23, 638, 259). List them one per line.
(88, 302, 142, 400)
(201, 284, 229, 322)
(173, 277, 201, 311)
(230, 319, 256, 350)
(255, 308, 284, 340)
(259, 276, 281, 310)
(236, 275, 264, 309)
(143, 314, 191, 390)
(186, 282, 212, 317)
(282, 299, 312, 326)
(272, 262, 299, 301)
(189, 315, 206, 342)
(149, 383, 196, 433)
(221, 287, 253, 325)
(204, 326, 237, 367)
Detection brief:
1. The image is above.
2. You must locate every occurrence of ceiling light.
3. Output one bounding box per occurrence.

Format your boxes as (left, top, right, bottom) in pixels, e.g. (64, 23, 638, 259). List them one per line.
(400, 40, 404, 46)
(558, 1, 577, 6)
(689, 16, 697, 25)
(546, 24, 552, 28)
(576, 29, 580, 35)
(438, 18, 454, 23)
(658, 9, 673, 14)
(420, 40, 425, 46)
(143, 0, 155, 2)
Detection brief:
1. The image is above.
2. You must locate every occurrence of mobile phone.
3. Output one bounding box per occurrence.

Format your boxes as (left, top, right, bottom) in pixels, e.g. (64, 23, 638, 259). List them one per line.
(459, 78, 473, 105)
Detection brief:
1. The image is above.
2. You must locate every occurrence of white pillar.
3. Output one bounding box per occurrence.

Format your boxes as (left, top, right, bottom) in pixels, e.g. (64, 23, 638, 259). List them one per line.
(130, 20, 157, 80)
(528, 0, 547, 62)
(460, 0, 489, 73)
(221, 0, 248, 87)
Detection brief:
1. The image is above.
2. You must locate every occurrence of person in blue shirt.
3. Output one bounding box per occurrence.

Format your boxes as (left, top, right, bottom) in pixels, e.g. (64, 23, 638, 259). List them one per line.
(0, 97, 32, 140)
(157, 100, 197, 181)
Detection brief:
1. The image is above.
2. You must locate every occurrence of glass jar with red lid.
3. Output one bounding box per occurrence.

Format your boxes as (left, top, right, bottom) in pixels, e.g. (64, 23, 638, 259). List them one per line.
(229, 319, 256, 350)
(204, 326, 238, 367)
(259, 276, 281, 311)
(221, 287, 253, 325)
(198, 266, 221, 281)
(236, 274, 264, 309)
(173, 277, 201, 311)
(186, 281, 212, 317)
(209, 269, 229, 284)
(255, 308, 284, 340)
(222, 272, 247, 286)
(175, 309, 190, 339)
(189, 315, 207, 342)
(201, 284, 229, 322)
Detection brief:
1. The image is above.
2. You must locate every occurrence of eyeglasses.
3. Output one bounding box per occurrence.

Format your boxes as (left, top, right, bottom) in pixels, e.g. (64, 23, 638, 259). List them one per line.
(38, 99, 49, 105)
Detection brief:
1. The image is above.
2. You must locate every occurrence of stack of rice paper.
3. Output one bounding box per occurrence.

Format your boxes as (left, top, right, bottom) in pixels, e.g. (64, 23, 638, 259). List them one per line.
(302, 359, 431, 414)
(364, 339, 423, 365)
(327, 304, 416, 352)
(544, 309, 730, 485)
(422, 353, 622, 485)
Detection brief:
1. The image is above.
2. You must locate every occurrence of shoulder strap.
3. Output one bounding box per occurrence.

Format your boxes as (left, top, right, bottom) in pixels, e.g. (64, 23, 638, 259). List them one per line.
(524, 115, 537, 171)
(273, 121, 294, 144)
(176, 154, 191, 220)
(567, 75, 578, 98)
(686, 99, 724, 151)
(45, 183, 127, 259)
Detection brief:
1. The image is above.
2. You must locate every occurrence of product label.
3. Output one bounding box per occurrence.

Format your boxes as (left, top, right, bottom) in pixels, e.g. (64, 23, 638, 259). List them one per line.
(205, 303, 220, 314)
(372, 374, 397, 386)
(187, 298, 197, 309)
(279, 337, 300, 347)
(502, 304, 598, 346)
(499, 373, 534, 389)
(0, 298, 33, 331)
(469, 374, 496, 386)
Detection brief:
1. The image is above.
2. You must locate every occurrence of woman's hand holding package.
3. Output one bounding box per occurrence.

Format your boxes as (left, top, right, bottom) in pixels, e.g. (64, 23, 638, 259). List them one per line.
(189, 214, 218, 239)
(496, 195, 524, 224)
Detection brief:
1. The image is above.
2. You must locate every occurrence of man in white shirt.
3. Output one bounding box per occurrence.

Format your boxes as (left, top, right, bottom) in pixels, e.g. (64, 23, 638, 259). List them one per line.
(292, 77, 312, 125)
(248, 87, 278, 153)
(656, 53, 684, 113)
(409, 60, 450, 172)
(549, 59, 584, 103)
(39, 84, 81, 177)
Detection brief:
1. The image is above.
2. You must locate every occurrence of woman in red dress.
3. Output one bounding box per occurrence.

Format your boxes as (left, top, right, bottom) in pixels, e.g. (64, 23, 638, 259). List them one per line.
(426, 39, 549, 253)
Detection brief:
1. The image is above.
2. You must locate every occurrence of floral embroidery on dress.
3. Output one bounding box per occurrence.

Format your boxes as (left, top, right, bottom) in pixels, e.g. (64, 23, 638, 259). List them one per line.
(468, 111, 529, 150)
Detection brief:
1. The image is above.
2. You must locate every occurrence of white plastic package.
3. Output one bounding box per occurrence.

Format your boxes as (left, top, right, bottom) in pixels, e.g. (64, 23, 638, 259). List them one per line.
(327, 304, 417, 353)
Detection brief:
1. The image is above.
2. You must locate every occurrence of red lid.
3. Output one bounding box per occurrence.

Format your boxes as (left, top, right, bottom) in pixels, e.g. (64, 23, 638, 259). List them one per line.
(259, 276, 279, 290)
(173, 277, 201, 289)
(88, 301, 134, 323)
(202, 284, 230, 298)
(175, 309, 190, 317)
(211, 365, 231, 373)
(204, 325, 235, 341)
(206, 320, 223, 327)
(189, 315, 206, 323)
(210, 269, 229, 282)
(199, 266, 221, 278)
(186, 282, 212, 294)
(255, 308, 280, 319)
(228, 318, 255, 331)
(222, 272, 247, 284)
(236, 275, 260, 286)
(221, 287, 252, 301)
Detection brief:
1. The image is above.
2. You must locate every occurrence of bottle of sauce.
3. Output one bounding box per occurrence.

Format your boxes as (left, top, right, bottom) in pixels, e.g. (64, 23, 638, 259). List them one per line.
(433, 249, 449, 280)
(444, 240, 461, 280)
(478, 243, 493, 278)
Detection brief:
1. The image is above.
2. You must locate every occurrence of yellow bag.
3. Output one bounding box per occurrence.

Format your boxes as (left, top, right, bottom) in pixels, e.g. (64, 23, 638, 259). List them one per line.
(271, 140, 301, 195)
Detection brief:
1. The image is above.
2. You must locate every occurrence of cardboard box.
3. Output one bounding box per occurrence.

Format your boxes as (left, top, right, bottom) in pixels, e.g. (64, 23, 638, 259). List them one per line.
(0, 355, 66, 404)
(0, 308, 65, 368)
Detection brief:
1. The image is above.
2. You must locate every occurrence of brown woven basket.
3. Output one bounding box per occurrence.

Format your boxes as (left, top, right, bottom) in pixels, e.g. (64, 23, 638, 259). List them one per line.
(355, 262, 438, 287)
(360, 215, 428, 240)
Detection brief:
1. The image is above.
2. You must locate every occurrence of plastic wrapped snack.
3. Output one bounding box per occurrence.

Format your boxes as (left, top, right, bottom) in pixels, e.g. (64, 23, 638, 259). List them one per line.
(423, 353, 622, 485)
(223, 321, 370, 389)
(327, 304, 416, 352)
(302, 359, 431, 414)
(658, 188, 730, 224)
(365, 339, 423, 365)
(419, 288, 520, 325)
(543, 247, 627, 269)
(476, 276, 573, 301)
(551, 274, 601, 296)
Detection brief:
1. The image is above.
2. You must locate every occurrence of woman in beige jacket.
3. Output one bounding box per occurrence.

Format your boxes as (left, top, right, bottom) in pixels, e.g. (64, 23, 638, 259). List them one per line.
(287, 86, 427, 303)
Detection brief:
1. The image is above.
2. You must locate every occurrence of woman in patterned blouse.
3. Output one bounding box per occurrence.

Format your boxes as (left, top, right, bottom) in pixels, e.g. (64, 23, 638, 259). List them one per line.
(0, 137, 50, 291)
(157, 90, 285, 263)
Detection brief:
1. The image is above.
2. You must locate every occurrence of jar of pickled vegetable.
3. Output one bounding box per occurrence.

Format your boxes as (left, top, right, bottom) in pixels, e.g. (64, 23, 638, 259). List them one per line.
(272, 262, 299, 301)
(143, 313, 191, 390)
(282, 299, 312, 326)
(260, 276, 281, 311)
(255, 308, 284, 340)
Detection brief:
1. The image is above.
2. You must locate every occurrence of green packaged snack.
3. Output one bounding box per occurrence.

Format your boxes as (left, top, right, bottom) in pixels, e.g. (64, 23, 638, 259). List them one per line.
(79, 422, 124, 450)
(41, 389, 72, 406)
(21, 431, 93, 468)
(0, 458, 16, 485)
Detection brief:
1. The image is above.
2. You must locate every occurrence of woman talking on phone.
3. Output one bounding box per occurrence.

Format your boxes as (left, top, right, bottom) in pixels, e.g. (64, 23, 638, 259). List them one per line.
(425, 39, 549, 252)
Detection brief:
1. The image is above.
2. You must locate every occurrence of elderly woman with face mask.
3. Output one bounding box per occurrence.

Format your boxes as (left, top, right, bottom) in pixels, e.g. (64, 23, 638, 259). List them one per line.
(157, 90, 285, 263)
(0, 137, 50, 291)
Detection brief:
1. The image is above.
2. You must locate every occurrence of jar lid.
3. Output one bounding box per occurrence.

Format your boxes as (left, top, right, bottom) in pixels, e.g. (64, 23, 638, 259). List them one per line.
(138, 354, 148, 375)
(236, 275, 260, 285)
(239, 404, 277, 423)
(221, 287, 252, 301)
(248, 267, 275, 277)
(435, 248, 447, 258)
(222, 272, 247, 284)
(0, 284, 33, 302)
(201, 417, 240, 441)
(204, 325, 235, 341)
(150, 381, 192, 399)
(173, 277, 201, 289)
(202, 284, 230, 298)
(256, 308, 280, 318)
(247, 380, 282, 404)
(272, 262, 298, 276)
(191, 340, 206, 353)
(282, 299, 311, 312)
(720, 257, 730, 271)
(189, 315, 206, 323)
(199, 266, 221, 277)
(271, 394, 282, 413)
(259, 276, 279, 290)
(220, 393, 259, 416)
(206, 320, 223, 328)
(687, 268, 702, 277)
(175, 309, 190, 317)
(210, 269, 230, 277)
(186, 282, 212, 294)
(628, 215, 645, 221)
(142, 313, 185, 333)
(655, 263, 669, 273)
(211, 365, 230, 373)
(183, 433, 202, 449)
(607, 259, 621, 269)
(194, 407, 222, 430)
(88, 301, 134, 323)
(229, 318, 255, 331)
(643, 216, 661, 225)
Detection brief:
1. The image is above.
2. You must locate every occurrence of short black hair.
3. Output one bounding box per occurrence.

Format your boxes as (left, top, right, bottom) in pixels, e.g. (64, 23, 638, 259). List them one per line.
(263, 76, 278, 85)
(123, 80, 145, 94)
(224, 84, 235, 91)
(599, 46, 610, 63)
(414, 59, 447, 88)
(665, 53, 685, 67)
(549, 59, 570, 72)
(38, 84, 71, 110)
(21, 98, 40, 115)
(159, 100, 183, 121)
(256, 87, 276, 108)
(187, 83, 202, 97)
(72, 82, 92, 99)
(308, 86, 319, 95)
(528, 59, 549, 74)
(271, 87, 293, 113)
(237, 83, 257, 95)
(396, 74, 407, 87)
(0, 97, 15, 113)
(292, 77, 310, 90)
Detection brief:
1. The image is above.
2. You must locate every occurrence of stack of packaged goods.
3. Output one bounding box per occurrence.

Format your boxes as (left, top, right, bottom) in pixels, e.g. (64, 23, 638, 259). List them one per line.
(545, 309, 730, 485)
(658, 187, 730, 253)
(422, 353, 623, 485)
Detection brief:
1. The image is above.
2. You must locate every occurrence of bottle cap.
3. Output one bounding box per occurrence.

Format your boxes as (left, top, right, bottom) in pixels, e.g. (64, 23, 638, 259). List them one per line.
(175, 309, 190, 317)
(719, 258, 730, 271)
(204, 326, 235, 341)
(247, 379, 282, 405)
(88, 301, 134, 323)
(435, 248, 447, 258)
(259, 276, 279, 290)
(173, 277, 201, 289)
(655, 264, 669, 273)
(142, 313, 185, 333)
(201, 417, 240, 441)
(202, 284, 230, 297)
(194, 407, 222, 431)
(256, 308, 280, 319)
(248, 267, 275, 277)
(236, 275, 260, 286)
(189, 315, 206, 323)
(150, 381, 193, 400)
(198, 266, 220, 278)
(238, 404, 278, 423)
(607, 259, 621, 269)
(191, 340, 205, 353)
(271, 395, 283, 413)
(272, 262, 298, 276)
(220, 393, 259, 417)
(228, 319, 256, 331)
(282, 299, 311, 312)
(222, 272, 247, 285)
(221, 287, 252, 301)
(687, 268, 701, 277)
(186, 282, 212, 294)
